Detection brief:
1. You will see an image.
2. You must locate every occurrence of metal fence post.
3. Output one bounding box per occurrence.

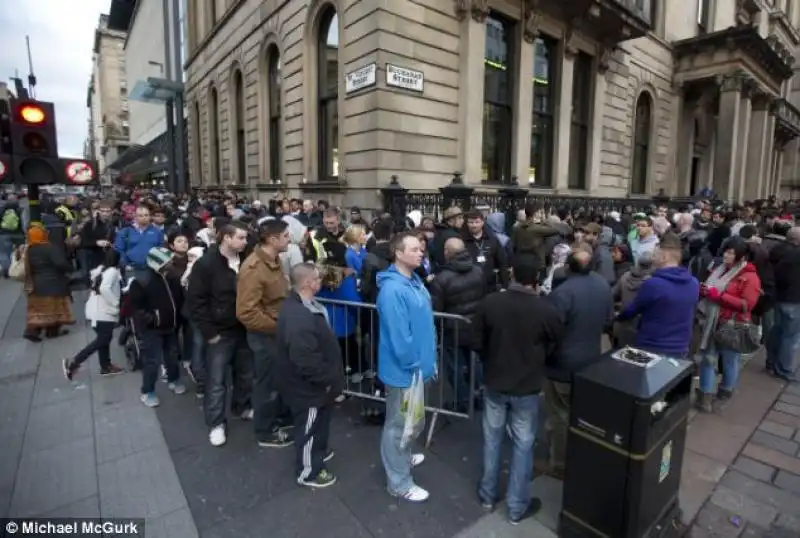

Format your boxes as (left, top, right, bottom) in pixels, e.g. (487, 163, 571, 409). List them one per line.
(499, 176, 528, 236)
(440, 171, 474, 216)
(380, 174, 408, 228)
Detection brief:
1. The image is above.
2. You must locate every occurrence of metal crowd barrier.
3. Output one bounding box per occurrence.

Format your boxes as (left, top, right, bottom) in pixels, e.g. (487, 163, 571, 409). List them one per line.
(317, 297, 477, 448)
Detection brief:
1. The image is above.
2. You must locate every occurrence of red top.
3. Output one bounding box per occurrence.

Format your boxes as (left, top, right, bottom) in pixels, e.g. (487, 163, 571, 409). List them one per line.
(716, 262, 762, 323)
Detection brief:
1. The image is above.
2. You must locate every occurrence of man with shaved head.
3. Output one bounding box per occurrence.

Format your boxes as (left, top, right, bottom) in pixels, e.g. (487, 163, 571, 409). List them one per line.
(767, 226, 800, 381)
(277, 262, 344, 488)
(429, 236, 486, 413)
(540, 245, 613, 479)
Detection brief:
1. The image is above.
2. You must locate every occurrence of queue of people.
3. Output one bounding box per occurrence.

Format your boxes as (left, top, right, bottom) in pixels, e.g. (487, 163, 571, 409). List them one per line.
(4, 185, 800, 527)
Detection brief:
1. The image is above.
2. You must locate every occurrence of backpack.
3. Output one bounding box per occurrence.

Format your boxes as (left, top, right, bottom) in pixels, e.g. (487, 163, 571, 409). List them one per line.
(1, 208, 19, 232)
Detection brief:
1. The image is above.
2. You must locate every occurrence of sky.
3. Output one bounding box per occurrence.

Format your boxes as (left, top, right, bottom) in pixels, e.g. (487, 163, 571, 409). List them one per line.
(0, 0, 109, 158)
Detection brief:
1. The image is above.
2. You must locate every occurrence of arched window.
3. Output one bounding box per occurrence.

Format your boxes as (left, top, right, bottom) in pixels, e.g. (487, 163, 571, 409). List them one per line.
(209, 87, 220, 184)
(267, 45, 282, 181)
(318, 7, 339, 180)
(232, 70, 246, 184)
(194, 101, 202, 185)
(631, 92, 652, 195)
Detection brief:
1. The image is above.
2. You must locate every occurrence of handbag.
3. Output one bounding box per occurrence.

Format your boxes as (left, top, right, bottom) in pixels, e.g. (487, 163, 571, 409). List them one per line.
(714, 319, 761, 355)
(9, 248, 26, 281)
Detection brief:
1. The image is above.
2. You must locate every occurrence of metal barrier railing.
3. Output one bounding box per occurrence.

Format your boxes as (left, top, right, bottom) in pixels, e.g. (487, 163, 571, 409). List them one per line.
(317, 297, 478, 448)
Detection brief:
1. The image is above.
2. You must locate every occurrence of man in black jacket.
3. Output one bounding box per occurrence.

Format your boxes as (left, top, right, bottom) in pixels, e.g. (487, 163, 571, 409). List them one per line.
(463, 211, 509, 291)
(278, 263, 344, 489)
(767, 227, 800, 381)
(79, 201, 117, 275)
(429, 237, 486, 413)
(186, 221, 253, 447)
(128, 247, 185, 408)
(471, 254, 563, 525)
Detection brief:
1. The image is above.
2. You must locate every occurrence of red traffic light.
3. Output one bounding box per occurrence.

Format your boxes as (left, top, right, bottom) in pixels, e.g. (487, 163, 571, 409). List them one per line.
(64, 160, 95, 184)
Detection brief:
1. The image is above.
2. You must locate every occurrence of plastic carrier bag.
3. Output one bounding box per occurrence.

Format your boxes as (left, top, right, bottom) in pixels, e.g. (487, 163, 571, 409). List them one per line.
(400, 370, 426, 450)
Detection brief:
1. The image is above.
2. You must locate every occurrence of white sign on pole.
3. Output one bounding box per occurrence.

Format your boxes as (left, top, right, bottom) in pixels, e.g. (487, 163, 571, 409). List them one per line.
(386, 64, 424, 92)
(345, 63, 377, 94)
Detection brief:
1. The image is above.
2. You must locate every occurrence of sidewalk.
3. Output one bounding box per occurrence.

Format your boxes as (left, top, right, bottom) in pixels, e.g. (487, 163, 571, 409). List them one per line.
(1, 275, 799, 537)
(0, 281, 198, 537)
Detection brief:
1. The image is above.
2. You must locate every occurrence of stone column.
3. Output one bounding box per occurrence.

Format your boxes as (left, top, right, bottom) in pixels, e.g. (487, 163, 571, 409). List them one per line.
(589, 64, 607, 193)
(773, 149, 784, 198)
(554, 42, 576, 191)
(761, 114, 777, 198)
(733, 81, 754, 202)
(456, 7, 487, 183)
(745, 95, 771, 201)
(513, 32, 535, 184)
(712, 72, 746, 201)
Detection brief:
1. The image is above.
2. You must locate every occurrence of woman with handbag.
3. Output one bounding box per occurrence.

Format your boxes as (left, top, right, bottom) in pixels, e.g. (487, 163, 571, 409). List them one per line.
(695, 238, 762, 412)
(23, 224, 76, 342)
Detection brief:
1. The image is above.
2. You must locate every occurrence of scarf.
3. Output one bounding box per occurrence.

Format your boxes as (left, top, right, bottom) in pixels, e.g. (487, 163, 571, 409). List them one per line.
(698, 260, 747, 351)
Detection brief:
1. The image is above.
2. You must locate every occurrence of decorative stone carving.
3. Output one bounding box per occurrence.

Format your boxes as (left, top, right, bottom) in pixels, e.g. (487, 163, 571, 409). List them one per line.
(523, 0, 542, 44)
(454, 0, 469, 20)
(471, 0, 490, 23)
(564, 26, 580, 57)
(597, 40, 618, 73)
(718, 71, 748, 92)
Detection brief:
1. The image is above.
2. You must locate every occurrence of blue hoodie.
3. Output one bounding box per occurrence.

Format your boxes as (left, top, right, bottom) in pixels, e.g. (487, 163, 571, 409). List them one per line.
(618, 266, 699, 356)
(376, 265, 437, 388)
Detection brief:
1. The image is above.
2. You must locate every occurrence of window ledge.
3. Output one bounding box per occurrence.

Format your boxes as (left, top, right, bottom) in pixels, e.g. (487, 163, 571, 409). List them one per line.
(299, 180, 347, 193)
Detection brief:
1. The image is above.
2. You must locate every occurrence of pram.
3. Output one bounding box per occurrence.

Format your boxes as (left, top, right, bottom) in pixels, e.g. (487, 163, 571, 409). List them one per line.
(118, 276, 142, 371)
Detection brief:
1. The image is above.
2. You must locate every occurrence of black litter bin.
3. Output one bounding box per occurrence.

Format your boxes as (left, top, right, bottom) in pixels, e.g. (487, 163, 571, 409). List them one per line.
(559, 346, 693, 538)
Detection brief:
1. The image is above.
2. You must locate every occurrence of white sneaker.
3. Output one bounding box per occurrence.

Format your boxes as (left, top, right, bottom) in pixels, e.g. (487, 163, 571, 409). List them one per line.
(411, 453, 425, 467)
(393, 484, 429, 502)
(209, 425, 226, 447)
(240, 409, 254, 420)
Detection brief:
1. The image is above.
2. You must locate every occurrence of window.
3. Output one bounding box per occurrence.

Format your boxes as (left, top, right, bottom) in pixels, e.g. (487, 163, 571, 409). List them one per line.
(631, 92, 652, 195)
(568, 53, 593, 190)
(530, 36, 557, 188)
(233, 70, 246, 184)
(267, 45, 281, 181)
(209, 87, 220, 183)
(318, 7, 339, 180)
(697, 0, 710, 33)
(482, 14, 515, 184)
(194, 101, 203, 185)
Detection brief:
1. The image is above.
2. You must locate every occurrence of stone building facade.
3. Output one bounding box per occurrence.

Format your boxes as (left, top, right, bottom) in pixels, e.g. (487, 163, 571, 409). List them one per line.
(184, 0, 800, 208)
(87, 14, 130, 179)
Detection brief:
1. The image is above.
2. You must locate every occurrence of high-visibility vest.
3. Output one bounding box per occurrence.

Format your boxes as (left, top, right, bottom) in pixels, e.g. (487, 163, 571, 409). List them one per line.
(55, 206, 75, 237)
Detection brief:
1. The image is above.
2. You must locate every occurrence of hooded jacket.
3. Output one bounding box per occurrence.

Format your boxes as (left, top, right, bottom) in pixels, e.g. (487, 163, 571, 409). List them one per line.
(85, 265, 122, 325)
(280, 215, 307, 277)
(592, 226, 616, 285)
(429, 250, 486, 346)
(612, 265, 654, 309)
(485, 213, 510, 248)
(376, 266, 437, 387)
(618, 266, 699, 356)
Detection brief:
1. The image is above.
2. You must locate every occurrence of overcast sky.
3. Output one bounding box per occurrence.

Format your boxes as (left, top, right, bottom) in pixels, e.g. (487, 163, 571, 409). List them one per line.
(0, 0, 108, 158)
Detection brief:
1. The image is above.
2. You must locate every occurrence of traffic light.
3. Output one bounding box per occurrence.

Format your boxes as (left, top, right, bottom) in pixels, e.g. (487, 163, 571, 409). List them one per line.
(8, 99, 60, 184)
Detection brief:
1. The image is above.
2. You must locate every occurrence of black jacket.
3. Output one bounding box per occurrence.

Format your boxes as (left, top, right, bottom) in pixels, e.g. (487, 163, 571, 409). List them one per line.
(277, 292, 344, 409)
(749, 242, 775, 315)
(472, 284, 564, 396)
(771, 242, 800, 304)
(128, 269, 183, 333)
(27, 243, 72, 297)
(80, 217, 117, 268)
(430, 225, 462, 269)
(186, 245, 245, 341)
(429, 250, 486, 347)
(463, 230, 509, 290)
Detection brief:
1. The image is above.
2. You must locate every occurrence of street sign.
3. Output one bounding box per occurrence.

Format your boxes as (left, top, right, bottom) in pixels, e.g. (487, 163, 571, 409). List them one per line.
(64, 160, 95, 184)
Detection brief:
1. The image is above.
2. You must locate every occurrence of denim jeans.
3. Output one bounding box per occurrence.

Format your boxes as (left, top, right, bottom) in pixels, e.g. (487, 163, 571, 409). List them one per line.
(442, 345, 480, 412)
(205, 333, 253, 428)
(0, 235, 13, 273)
(72, 321, 115, 371)
(140, 330, 180, 394)
(698, 343, 740, 394)
(186, 322, 206, 390)
(246, 332, 291, 437)
(479, 389, 540, 519)
(381, 386, 419, 495)
(767, 302, 800, 379)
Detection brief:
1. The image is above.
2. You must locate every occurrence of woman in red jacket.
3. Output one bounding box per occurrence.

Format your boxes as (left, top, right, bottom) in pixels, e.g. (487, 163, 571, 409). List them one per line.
(696, 238, 762, 412)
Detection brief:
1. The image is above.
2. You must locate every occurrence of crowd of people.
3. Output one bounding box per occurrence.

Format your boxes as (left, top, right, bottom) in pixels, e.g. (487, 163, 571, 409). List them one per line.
(2, 186, 799, 526)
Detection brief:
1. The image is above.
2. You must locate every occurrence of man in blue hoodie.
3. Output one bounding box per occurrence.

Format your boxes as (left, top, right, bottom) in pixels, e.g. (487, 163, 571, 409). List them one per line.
(376, 231, 437, 503)
(616, 233, 699, 356)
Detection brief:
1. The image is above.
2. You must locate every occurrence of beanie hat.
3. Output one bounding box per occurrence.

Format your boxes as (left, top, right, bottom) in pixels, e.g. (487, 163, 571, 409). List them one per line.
(146, 247, 174, 273)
